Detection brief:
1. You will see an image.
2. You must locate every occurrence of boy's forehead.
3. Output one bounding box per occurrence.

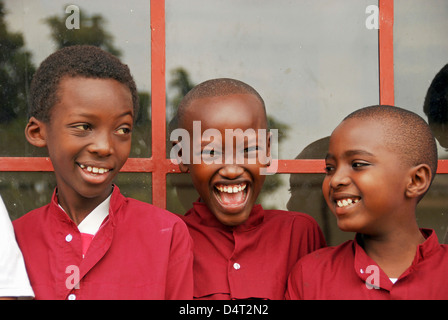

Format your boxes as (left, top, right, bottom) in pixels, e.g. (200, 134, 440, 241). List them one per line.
(181, 94, 266, 128)
(331, 117, 390, 150)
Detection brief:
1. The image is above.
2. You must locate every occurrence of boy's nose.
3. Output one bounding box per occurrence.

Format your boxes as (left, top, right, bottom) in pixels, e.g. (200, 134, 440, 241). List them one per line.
(218, 165, 244, 179)
(329, 169, 351, 189)
(89, 132, 113, 157)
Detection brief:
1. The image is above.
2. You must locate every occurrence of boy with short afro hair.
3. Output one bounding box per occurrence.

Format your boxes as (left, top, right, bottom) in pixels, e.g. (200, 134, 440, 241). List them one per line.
(286, 105, 448, 300)
(14, 45, 193, 300)
(173, 78, 325, 300)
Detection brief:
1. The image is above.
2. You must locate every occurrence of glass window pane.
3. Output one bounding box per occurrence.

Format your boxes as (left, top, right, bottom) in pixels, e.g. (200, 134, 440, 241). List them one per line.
(167, 173, 197, 215)
(416, 174, 448, 243)
(115, 172, 152, 204)
(1, 0, 151, 157)
(166, 0, 379, 160)
(394, 0, 448, 158)
(0, 172, 55, 220)
(394, 0, 448, 244)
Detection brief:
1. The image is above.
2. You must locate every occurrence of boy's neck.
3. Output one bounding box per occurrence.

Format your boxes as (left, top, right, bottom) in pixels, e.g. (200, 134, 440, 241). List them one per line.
(359, 225, 425, 279)
(57, 185, 114, 226)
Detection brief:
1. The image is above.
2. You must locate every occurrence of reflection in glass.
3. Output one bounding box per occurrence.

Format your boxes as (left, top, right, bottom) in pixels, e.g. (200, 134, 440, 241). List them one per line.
(424, 64, 448, 150)
(1, 0, 151, 157)
(394, 0, 448, 243)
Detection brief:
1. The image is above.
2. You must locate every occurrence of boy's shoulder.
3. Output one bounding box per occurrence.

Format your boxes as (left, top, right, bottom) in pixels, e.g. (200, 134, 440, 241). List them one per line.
(112, 190, 185, 227)
(13, 188, 185, 230)
(13, 202, 51, 228)
(295, 240, 354, 270)
(263, 208, 321, 227)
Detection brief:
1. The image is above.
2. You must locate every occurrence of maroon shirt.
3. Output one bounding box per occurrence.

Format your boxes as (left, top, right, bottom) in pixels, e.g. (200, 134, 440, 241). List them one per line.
(286, 229, 448, 300)
(180, 202, 326, 299)
(13, 186, 193, 300)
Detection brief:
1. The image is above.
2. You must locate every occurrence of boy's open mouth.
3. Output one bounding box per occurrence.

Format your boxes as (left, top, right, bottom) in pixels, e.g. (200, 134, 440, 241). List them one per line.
(335, 197, 360, 208)
(214, 182, 248, 208)
(76, 162, 114, 185)
(77, 163, 111, 175)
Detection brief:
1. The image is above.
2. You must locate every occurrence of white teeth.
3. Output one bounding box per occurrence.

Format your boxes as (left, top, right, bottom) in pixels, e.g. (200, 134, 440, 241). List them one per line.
(79, 164, 110, 174)
(216, 184, 247, 194)
(336, 198, 359, 207)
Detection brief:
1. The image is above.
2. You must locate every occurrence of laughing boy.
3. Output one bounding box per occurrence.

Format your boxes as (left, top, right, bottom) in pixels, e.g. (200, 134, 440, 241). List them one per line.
(173, 78, 325, 299)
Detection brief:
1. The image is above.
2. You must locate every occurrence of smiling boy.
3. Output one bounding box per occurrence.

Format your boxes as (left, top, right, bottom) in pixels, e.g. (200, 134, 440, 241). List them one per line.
(13, 45, 193, 300)
(286, 105, 448, 299)
(173, 78, 325, 300)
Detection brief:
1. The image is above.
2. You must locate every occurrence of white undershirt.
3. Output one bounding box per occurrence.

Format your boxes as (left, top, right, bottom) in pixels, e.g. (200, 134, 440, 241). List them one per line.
(0, 196, 34, 298)
(59, 194, 111, 235)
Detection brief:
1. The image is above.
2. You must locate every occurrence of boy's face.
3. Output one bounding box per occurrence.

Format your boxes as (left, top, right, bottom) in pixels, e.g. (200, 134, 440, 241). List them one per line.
(32, 77, 133, 204)
(322, 118, 410, 235)
(179, 93, 269, 226)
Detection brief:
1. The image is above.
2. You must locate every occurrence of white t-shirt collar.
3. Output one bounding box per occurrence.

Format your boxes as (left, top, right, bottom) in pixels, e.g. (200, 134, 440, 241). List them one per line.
(58, 194, 111, 235)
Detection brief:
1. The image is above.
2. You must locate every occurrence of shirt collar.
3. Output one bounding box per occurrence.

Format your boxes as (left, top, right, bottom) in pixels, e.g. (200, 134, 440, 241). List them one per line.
(189, 200, 264, 232)
(51, 185, 123, 230)
(77, 194, 111, 235)
(57, 192, 111, 235)
(353, 228, 441, 291)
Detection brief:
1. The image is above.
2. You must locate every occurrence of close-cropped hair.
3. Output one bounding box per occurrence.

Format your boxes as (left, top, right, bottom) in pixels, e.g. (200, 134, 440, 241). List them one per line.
(29, 45, 139, 123)
(344, 105, 438, 183)
(423, 64, 448, 125)
(176, 78, 266, 125)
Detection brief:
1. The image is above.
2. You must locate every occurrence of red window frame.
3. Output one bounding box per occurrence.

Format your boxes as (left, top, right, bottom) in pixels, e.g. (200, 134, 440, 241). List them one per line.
(0, 0, 447, 209)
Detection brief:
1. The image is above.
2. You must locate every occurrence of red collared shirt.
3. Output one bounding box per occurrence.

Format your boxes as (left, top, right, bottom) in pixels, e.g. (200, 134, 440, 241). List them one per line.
(180, 202, 326, 300)
(13, 186, 193, 300)
(286, 229, 448, 300)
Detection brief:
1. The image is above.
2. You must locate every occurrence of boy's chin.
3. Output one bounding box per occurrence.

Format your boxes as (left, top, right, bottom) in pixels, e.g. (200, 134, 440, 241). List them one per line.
(213, 209, 252, 227)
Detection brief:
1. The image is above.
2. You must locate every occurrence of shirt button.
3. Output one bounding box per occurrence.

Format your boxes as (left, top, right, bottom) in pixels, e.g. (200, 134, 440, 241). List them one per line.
(233, 262, 241, 270)
(68, 294, 76, 300)
(65, 234, 73, 242)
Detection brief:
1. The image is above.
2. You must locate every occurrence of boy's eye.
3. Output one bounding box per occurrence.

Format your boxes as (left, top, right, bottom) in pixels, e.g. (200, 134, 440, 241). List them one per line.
(352, 161, 370, 169)
(74, 124, 91, 131)
(324, 165, 335, 174)
(244, 146, 259, 153)
(202, 148, 220, 156)
(116, 127, 132, 135)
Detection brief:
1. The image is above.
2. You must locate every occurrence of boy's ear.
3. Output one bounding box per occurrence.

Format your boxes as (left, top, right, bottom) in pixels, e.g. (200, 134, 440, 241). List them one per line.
(172, 140, 190, 173)
(179, 161, 190, 173)
(264, 130, 272, 167)
(267, 130, 272, 158)
(24, 117, 48, 148)
(405, 164, 432, 199)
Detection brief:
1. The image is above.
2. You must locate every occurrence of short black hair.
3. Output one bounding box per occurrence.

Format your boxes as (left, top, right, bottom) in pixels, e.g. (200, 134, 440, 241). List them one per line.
(29, 45, 139, 123)
(344, 105, 438, 182)
(423, 64, 448, 125)
(176, 78, 266, 126)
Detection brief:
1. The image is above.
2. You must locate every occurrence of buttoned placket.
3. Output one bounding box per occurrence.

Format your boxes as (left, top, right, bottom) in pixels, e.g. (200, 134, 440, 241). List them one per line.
(62, 227, 81, 300)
